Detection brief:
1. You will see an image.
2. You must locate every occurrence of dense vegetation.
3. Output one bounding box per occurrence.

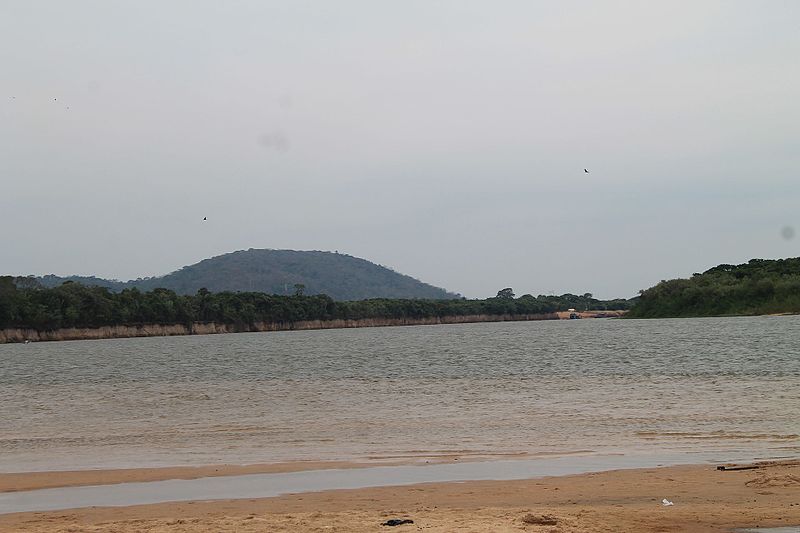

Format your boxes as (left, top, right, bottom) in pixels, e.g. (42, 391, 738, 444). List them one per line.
(0, 279, 632, 332)
(36, 249, 461, 301)
(628, 258, 800, 318)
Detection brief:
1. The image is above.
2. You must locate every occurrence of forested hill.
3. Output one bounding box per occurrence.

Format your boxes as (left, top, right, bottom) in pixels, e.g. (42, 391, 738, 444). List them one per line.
(35, 249, 460, 301)
(627, 258, 800, 318)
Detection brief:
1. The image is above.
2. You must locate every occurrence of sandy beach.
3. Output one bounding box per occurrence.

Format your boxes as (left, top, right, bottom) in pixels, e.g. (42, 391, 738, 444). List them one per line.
(1, 460, 798, 532)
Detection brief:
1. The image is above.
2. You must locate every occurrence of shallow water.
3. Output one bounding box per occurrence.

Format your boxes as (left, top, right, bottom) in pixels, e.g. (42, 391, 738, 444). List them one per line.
(1, 316, 799, 471)
(0, 451, 759, 514)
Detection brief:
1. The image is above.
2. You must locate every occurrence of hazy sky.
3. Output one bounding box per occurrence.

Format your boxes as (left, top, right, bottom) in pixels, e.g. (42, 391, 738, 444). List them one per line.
(2, 1, 799, 299)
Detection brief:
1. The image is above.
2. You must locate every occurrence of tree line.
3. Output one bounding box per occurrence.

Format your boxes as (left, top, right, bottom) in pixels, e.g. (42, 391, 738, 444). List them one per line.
(627, 258, 800, 318)
(0, 278, 632, 331)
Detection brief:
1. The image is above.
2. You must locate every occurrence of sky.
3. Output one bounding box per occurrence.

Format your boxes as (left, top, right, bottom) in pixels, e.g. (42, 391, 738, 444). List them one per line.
(1, 1, 799, 299)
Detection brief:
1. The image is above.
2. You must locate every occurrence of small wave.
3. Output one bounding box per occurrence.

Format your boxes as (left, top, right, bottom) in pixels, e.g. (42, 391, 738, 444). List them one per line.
(636, 431, 799, 441)
(204, 425, 288, 433)
(365, 449, 596, 460)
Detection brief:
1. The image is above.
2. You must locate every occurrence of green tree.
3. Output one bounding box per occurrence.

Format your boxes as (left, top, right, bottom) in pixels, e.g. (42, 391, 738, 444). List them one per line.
(496, 288, 515, 299)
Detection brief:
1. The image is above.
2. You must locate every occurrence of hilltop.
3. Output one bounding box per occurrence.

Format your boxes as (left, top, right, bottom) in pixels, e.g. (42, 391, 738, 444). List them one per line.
(35, 249, 461, 301)
(628, 257, 800, 318)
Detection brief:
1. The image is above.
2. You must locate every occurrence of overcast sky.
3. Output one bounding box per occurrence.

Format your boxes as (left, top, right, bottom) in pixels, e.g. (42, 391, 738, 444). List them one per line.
(2, 1, 799, 299)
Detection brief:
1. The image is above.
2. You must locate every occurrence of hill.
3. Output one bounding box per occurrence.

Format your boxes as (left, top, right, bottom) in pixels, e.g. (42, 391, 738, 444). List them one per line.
(36, 249, 461, 301)
(627, 258, 800, 318)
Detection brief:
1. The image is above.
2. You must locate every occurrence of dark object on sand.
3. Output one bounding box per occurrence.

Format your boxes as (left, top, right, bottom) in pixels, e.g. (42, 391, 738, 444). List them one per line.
(382, 518, 414, 526)
(521, 513, 558, 525)
(717, 465, 760, 471)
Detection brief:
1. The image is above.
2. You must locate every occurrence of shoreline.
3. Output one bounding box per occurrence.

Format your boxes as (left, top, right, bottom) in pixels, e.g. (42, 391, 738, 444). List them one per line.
(1, 460, 797, 532)
(0, 311, 626, 344)
(0, 451, 595, 493)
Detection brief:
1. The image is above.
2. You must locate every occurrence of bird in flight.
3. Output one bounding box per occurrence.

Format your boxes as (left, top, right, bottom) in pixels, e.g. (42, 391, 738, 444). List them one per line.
(203, 217, 207, 221)
(584, 169, 590, 173)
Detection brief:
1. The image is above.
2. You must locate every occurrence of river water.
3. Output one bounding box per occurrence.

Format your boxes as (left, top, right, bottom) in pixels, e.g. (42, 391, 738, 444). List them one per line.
(1, 316, 798, 472)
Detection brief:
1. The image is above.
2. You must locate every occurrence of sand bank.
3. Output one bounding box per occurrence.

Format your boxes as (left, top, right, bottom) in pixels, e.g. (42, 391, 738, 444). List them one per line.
(0, 460, 397, 494)
(1, 460, 798, 532)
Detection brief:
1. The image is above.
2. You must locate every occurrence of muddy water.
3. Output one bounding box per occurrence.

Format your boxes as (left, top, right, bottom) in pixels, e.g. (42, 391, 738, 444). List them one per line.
(2, 316, 798, 472)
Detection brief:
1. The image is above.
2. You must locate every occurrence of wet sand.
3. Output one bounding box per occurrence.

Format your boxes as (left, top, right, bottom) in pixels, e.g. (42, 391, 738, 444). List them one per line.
(0, 460, 395, 493)
(1, 460, 798, 532)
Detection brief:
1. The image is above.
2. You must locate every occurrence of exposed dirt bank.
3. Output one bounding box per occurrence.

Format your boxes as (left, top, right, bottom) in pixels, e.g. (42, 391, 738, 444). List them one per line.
(555, 310, 627, 319)
(0, 312, 586, 344)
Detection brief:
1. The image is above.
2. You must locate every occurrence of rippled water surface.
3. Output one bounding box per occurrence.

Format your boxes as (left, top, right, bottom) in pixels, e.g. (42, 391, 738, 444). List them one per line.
(2, 316, 799, 471)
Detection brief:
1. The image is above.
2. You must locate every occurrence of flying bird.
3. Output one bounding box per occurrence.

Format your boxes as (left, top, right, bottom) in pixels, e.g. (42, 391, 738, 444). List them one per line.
(584, 169, 589, 173)
(203, 217, 207, 221)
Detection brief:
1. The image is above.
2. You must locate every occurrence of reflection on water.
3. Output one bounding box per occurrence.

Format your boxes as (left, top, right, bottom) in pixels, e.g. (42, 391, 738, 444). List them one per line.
(1, 316, 799, 471)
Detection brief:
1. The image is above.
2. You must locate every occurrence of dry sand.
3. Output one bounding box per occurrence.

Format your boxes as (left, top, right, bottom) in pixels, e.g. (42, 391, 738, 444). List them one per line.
(2, 460, 799, 532)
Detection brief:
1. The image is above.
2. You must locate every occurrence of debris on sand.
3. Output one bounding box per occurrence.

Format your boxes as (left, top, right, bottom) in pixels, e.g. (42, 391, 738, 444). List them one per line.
(521, 513, 558, 525)
(382, 518, 414, 526)
(717, 464, 760, 471)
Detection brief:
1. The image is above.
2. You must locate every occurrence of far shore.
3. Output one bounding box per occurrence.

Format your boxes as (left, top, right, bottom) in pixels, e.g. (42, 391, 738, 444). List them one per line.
(0, 310, 627, 344)
(1, 459, 797, 532)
